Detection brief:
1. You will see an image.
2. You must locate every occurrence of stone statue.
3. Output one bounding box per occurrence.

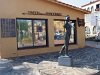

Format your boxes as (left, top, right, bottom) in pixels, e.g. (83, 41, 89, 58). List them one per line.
(59, 15, 72, 56)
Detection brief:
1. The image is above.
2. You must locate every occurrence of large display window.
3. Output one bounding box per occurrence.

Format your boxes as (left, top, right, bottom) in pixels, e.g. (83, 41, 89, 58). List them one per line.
(16, 19, 48, 49)
(54, 20, 77, 45)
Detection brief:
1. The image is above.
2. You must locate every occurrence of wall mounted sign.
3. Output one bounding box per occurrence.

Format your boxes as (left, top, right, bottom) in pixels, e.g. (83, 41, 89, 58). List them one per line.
(0, 18, 16, 38)
(22, 11, 62, 16)
(77, 17, 85, 27)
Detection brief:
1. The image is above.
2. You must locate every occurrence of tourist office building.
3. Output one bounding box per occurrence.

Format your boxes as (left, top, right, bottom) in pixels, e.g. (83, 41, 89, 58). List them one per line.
(0, 0, 89, 58)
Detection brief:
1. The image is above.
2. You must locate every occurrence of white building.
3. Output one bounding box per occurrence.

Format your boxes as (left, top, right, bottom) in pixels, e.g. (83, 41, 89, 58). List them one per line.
(82, 0, 100, 38)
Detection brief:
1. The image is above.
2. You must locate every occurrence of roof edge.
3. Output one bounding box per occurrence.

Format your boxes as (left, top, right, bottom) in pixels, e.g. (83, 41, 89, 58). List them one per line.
(46, 0, 90, 14)
(81, 0, 99, 7)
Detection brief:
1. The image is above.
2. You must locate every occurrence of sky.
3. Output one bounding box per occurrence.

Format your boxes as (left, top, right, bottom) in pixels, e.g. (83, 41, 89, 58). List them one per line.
(58, 0, 94, 7)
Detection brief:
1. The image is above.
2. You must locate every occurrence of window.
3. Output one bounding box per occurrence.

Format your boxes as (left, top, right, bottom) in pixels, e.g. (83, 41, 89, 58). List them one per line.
(85, 26, 90, 34)
(16, 20, 33, 48)
(33, 20, 47, 46)
(54, 20, 65, 45)
(91, 6, 94, 12)
(87, 7, 90, 11)
(96, 4, 100, 9)
(16, 19, 48, 49)
(93, 26, 96, 34)
(54, 20, 76, 45)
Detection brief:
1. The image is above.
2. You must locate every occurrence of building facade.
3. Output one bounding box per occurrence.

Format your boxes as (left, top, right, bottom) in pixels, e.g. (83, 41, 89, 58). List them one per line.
(82, 0, 100, 38)
(0, 0, 89, 58)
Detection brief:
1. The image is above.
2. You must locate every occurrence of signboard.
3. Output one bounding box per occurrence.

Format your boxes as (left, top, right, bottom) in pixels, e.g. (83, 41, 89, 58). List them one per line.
(77, 18, 85, 27)
(22, 11, 62, 16)
(0, 18, 16, 38)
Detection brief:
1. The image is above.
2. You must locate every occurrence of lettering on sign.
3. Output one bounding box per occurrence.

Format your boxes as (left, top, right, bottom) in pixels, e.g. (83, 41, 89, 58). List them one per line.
(22, 11, 62, 16)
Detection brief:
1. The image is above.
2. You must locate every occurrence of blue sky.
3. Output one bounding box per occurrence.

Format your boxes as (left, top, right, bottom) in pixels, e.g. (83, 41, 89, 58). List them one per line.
(58, 0, 94, 7)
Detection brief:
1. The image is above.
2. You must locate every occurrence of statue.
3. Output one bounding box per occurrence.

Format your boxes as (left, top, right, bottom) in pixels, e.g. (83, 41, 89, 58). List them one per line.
(59, 15, 72, 56)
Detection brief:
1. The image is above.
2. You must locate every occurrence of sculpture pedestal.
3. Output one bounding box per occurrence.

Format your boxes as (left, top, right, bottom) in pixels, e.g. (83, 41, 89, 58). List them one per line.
(58, 55, 71, 66)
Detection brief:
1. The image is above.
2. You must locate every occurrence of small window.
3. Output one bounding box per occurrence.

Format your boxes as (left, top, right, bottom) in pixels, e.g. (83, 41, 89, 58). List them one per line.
(91, 6, 94, 12)
(93, 26, 96, 34)
(96, 4, 100, 9)
(87, 7, 90, 11)
(85, 26, 90, 34)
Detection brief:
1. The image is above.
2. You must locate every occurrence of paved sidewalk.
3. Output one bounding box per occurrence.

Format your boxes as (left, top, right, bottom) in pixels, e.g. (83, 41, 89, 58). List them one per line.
(0, 47, 100, 75)
(86, 41, 100, 49)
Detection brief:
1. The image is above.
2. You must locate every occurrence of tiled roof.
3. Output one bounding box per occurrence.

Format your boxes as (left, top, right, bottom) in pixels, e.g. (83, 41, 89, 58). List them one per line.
(46, 0, 90, 14)
(81, 0, 100, 7)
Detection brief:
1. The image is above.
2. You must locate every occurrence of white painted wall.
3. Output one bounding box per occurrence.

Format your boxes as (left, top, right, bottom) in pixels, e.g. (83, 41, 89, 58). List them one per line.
(82, 1, 100, 13)
(82, 1, 100, 38)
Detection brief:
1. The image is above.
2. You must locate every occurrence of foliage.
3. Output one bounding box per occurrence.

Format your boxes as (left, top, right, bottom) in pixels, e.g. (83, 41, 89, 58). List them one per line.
(16, 20, 29, 31)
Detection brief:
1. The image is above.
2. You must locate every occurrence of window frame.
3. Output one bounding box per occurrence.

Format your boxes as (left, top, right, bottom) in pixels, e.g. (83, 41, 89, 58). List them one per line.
(16, 18, 49, 50)
(85, 26, 91, 34)
(87, 7, 90, 11)
(93, 26, 96, 34)
(96, 4, 100, 9)
(91, 6, 94, 12)
(54, 19, 77, 46)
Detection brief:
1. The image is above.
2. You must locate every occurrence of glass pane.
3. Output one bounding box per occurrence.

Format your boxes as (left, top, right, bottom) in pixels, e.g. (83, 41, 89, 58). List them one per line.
(33, 20, 46, 46)
(93, 26, 96, 34)
(54, 20, 75, 45)
(17, 19, 33, 48)
(54, 21, 65, 45)
(86, 26, 90, 34)
(70, 22, 75, 43)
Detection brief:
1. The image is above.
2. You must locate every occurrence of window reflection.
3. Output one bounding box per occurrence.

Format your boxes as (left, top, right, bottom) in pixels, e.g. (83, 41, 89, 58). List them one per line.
(70, 23, 75, 43)
(54, 20, 75, 45)
(17, 19, 47, 48)
(17, 20, 33, 48)
(54, 21, 65, 45)
(33, 20, 47, 46)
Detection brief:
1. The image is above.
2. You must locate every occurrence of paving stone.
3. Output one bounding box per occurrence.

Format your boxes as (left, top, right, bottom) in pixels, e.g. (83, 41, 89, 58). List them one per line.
(0, 47, 100, 75)
(0, 59, 12, 74)
(38, 61, 98, 75)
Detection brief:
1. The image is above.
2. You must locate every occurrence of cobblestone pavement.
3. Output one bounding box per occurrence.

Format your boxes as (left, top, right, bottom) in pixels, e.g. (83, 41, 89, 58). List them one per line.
(11, 46, 100, 69)
(86, 41, 100, 49)
(0, 46, 100, 75)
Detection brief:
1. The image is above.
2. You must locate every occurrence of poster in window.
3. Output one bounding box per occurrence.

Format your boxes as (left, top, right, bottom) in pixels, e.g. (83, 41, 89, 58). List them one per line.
(37, 25, 43, 32)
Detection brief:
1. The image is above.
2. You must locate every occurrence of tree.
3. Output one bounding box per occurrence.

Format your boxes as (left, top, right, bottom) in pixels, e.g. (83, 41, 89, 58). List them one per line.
(16, 20, 28, 31)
